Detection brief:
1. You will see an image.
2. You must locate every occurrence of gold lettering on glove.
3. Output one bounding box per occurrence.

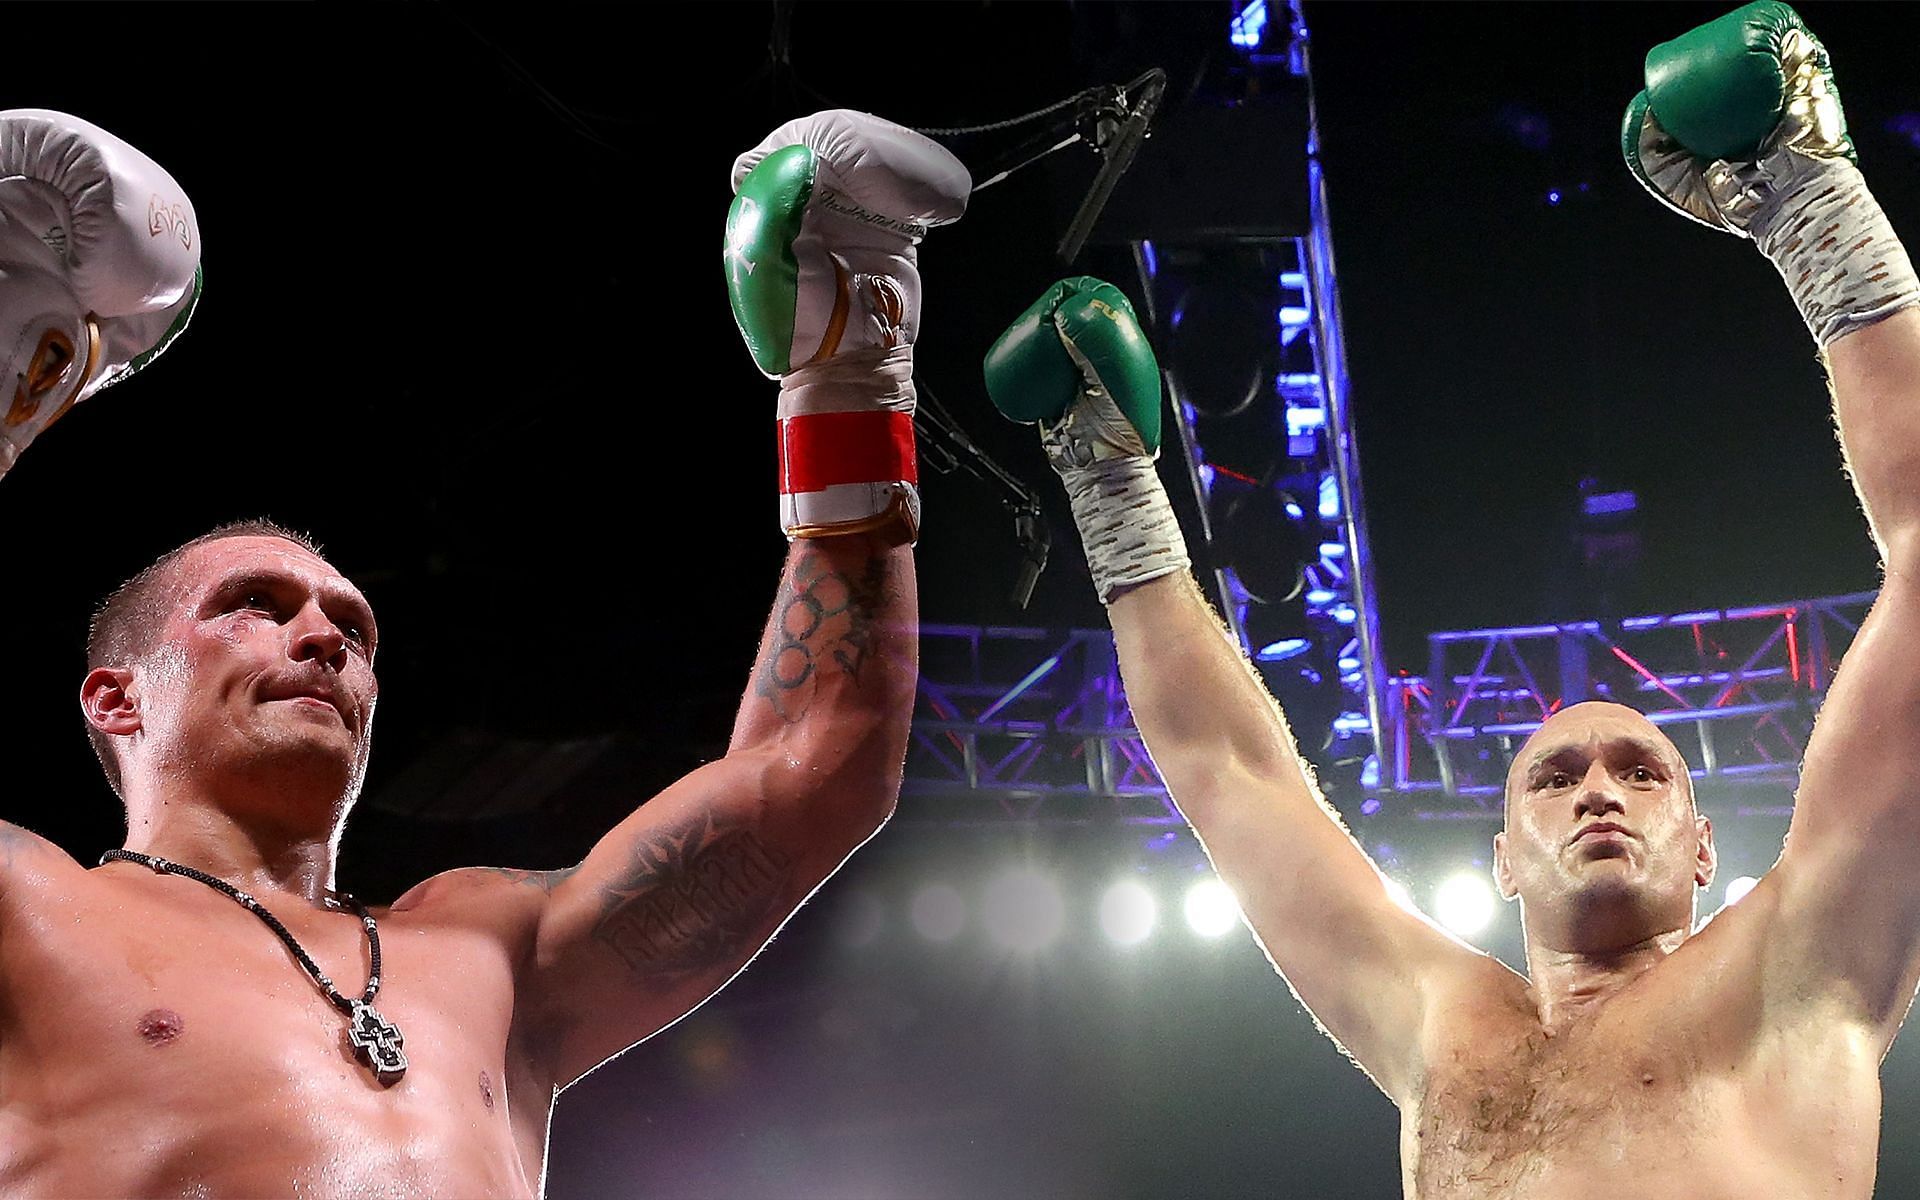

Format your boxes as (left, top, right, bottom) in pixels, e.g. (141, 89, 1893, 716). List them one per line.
(148, 195, 192, 249)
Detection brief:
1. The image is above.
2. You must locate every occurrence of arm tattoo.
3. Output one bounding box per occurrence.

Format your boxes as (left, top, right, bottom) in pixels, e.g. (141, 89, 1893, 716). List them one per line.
(753, 545, 889, 723)
(477, 865, 580, 894)
(590, 810, 794, 984)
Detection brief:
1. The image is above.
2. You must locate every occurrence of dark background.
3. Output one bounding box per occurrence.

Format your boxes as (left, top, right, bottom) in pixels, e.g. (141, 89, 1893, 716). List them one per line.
(2, 3, 1918, 1196)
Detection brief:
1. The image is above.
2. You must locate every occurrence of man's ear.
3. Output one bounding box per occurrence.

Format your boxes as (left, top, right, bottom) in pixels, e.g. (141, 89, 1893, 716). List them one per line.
(1694, 814, 1717, 890)
(1494, 830, 1518, 902)
(81, 667, 142, 737)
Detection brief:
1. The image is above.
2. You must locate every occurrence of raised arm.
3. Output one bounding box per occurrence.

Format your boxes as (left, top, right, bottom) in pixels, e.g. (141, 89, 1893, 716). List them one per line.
(1785, 311, 1920, 1048)
(515, 533, 914, 1088)
(984, 279, 1488, 1103)
(478, 110, 967, 1090)
(1622, 2, 1920, 1050)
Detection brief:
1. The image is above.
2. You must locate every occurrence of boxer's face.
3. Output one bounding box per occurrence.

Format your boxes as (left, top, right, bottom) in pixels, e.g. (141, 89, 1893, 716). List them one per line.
(1493, 702, 1714, 948)
(130, 536, 380, 809)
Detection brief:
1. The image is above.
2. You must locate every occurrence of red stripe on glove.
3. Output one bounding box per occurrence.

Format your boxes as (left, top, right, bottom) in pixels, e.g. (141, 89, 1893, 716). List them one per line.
(778, 410, 918, 493)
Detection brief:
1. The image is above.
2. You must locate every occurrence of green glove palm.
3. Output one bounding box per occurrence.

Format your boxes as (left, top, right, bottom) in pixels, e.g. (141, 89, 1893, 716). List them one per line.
(1622, 1, 1853, 237)
(983, 277, 1189, 603)
(983, 276, 1164, 466)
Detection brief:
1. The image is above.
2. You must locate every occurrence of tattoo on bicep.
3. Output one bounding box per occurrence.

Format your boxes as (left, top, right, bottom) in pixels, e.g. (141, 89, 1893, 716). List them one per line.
(753, 547, 890, 722)
(589, 810, 794, 984)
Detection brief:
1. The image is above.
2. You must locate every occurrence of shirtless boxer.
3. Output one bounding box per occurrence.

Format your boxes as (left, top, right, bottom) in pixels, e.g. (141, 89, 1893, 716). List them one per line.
(987, 4, 1916, 1195)
(0, 108, 965, 1196)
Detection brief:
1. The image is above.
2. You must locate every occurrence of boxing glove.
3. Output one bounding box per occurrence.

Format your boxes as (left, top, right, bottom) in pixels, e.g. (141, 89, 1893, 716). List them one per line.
(0, 110, 201, 480)
(726, 110, 969, 542)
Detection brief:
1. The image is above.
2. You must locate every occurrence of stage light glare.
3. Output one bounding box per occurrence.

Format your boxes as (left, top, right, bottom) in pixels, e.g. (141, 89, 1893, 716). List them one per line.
(1184, 878, 1241, 938)
(1383, 876, 1418, 914)
(1100, 880, 1158, 946)
(910, 883, 966, 944)
(1435, 872, 1496, 937)
(1723, 875, 1759, 907)
(982, 868, 1066, 952)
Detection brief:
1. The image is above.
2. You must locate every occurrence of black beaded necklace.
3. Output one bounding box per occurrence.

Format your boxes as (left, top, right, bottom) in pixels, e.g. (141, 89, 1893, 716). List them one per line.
(99, 848, 408, 1085)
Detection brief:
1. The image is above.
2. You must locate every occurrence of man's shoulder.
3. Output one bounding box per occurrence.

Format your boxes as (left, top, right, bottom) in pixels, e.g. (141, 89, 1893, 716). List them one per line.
(0, 822, 81, 887)
(0, 825, 88, 937)
(385, 864, 574, 935)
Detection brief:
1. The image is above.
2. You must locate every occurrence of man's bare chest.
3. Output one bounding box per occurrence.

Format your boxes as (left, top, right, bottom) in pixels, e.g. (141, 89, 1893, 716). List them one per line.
(0, 880, 549, 1195)
(1408, 1016, 1730, 1195)
(0, 883, 523, 1127)
(1401, 985, 1877, 1200)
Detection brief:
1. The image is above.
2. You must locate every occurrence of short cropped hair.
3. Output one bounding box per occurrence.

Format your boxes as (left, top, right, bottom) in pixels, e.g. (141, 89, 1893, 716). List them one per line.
(85, 518, 325, 797)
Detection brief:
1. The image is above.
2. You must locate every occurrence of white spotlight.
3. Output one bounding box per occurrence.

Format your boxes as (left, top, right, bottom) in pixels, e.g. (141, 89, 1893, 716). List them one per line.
(1383, 876, 1418, 915)
(1434, 872, 1496, 937)
(1100, 880, 1158, 947)
(981, 868, 1065, 952)
(1723, 875, 1759, 907)
(1183, 878, 1241, 939)
(910, 883, 966, 944)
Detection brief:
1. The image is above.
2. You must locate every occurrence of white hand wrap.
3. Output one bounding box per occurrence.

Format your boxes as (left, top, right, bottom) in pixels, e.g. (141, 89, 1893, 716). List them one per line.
(1057, 455, 1189, 604)
(1751, 159, 1920, 346)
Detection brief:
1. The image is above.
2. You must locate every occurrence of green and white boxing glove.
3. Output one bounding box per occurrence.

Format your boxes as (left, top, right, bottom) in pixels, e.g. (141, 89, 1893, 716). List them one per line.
(1623, 1, 1919, 345)
(984, 277, 1188, 602)
(726, 110, 969, 543)
(0, 110, 201, 481)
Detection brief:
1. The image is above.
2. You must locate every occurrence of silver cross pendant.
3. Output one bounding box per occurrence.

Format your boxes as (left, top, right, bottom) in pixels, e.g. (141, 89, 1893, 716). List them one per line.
(346, 999, 408, 1086)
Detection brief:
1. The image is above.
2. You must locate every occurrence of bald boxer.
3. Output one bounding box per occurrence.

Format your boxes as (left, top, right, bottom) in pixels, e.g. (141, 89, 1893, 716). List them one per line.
(987, 4, 1916, 1194)
(0, 108, 964, 1196)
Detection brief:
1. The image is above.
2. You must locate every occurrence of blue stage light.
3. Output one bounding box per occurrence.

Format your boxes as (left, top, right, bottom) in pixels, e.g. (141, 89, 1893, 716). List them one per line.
(1229, 0, 1268, 49)
(1257, 637, 1312, 661)
(1582, 489, 1637, 516)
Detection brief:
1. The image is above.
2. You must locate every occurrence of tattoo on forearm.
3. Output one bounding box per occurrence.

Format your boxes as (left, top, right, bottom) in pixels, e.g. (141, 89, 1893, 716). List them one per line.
(590, 810, 794, 983)
(753, 546, 890, 723)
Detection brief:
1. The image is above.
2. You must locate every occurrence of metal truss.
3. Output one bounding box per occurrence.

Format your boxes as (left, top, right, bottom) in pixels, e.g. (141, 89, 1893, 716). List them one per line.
(1381, 591, 1877, 812)
(1126, 0, 1389, 786)
(904, 623, 1180, 826)
(903, 591, 1875, 826)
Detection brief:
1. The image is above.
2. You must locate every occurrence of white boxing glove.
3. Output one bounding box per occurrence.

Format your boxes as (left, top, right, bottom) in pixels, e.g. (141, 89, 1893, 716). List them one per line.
(0, 110, 201, 480)
(726, 110, 969, 542)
